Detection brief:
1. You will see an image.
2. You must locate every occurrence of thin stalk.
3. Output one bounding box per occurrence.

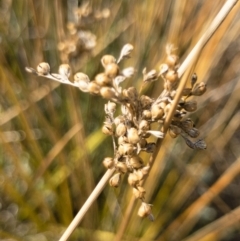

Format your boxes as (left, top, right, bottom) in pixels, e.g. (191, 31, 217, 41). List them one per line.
(59, 168, 115, 241)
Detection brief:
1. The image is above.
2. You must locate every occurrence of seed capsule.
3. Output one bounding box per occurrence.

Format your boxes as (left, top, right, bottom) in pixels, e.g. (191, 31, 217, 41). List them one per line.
(182, 100, 197, 112)
(139, 120, 150, 132)
(59, 64, 71, 78)
(95, 73, 112, 86)
(151, 104, 164, 120)
(133, 186, 146, 199)
(127, 128, 140, 144)
(165, 70, 178, 82)
(118, 143, 135, 156)
(140, 95, 153, 109)
(37, 62, 50, 75)
(186, 127, 200, 138)
(116, 162, 128, 173)
(102, 157, 114, 169)
(101, 55, 116, 68)
(102, 122, 113, 135)
(100, 87, 117, 99)
(109, 173, 121, 187)
(142, 110, 152, 120)
(129, 155, 144, 169)
(169, 125, 181, 138)
(123, 87, 139, 101)
(105, 101, 116, 114)
(74, 72, 90, 92)
(116, 123, 127, 137)
(166, 54, 179, 68)
(88, 81, 100, 94)
(128, 172, 140, 186)
(191, 82, 207, 96)
(105, 63, 119, 78)
(138, 202, 152, 218)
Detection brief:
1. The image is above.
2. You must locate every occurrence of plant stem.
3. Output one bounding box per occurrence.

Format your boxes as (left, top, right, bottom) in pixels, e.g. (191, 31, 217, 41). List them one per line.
(58, 168, 115, 241)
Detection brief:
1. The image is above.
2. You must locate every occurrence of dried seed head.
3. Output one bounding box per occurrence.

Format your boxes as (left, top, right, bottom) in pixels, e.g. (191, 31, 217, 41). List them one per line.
(192, 82, 207, 96)
(139, 120, 150, 132)
(101, 55, 116, 68)
(118, 136, 128, 145)
(59, 64, 71, 78)
(182, 100, 197, 112)
(109, 173, 121, 187)
(102, 122, 113, 135)
(128, 172, 140, 186)
(165, 70, 178, 82)
(138, 202, 152, 218)
(151, 104, 164, 120)
(169, 125, 181, 138)
(116, 162, 128, 173)
(105, 63, 119, 78)
(116, 123, 127, 137)
(37, 62, 50, 75)
(88, 81, 100, 94)
(118, 143, 135, 156)
(102, 157, 114, 169)
(100, 87, 117, 99)
(133, 186, 146, 199)
(127, 128, 140, 144)
(95, 73, 112, 86)
(129, 155, 144, 169)
(166, 54, 179, 68)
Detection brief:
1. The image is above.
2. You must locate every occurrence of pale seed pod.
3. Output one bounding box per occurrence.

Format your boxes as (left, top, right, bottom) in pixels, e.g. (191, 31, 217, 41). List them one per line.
(122, 67, 135, 78)
(142, 110, 152, 120)
(191, 82, 207, 96)
(143, 69, 158, 82)
(165, 70, 178, 82)
(102, 157, 114, 169)
(139, 120, 150, 132)
(95, 73, 112, 86)
(116, 123, 127, 137)
(169, 125, 181, 138)
(114, 116, 125, 126)
(128, 172, 140, 186)
(74, 72, 90, 92)
(123, 87, 138, 101)
(118, 136, 128, 145)
(109, 173, 121, 187)
(100, 87, 117, 99)
(166, 54, 179, 68)
(59, 64, 71, 78)
(186, 127, 200, 138)
(159, 63, 169, 75)
(116, 162, 128, 173)
(118, 143, 135, 156)
(101, 55, 116, 68)
(105, 101, 116, 113)
(129, 155, 144, 169)
(127, 128, 140, 144)
(37, 62, 50, 75)
(118, 43, 134, 62)
(102, 122, 113, 135)
(105, 63, 119, 78)
(140, 95, 153, 109)
(182, 100, 197, 112)
(138, 202, 152, 218)
(133, 186, 146, 199)
(151, 104, 164, 120)
(140, 165, 150, 175)
(88, 81, 100, 94)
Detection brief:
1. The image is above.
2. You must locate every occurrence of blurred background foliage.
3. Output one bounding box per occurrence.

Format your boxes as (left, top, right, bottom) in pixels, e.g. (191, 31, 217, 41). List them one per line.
(0, 0, 240, 240)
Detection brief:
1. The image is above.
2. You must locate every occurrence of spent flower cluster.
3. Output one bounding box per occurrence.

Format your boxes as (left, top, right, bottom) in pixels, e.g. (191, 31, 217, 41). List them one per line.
(26, 43, 206, 220)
